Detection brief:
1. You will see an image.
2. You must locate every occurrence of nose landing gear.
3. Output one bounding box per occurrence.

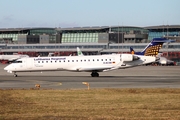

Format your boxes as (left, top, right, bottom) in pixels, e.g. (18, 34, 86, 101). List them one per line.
(13, 72, 17, 77)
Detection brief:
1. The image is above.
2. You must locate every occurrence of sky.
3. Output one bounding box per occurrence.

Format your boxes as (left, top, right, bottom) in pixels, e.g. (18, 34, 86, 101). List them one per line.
(0, 0, 179, 28)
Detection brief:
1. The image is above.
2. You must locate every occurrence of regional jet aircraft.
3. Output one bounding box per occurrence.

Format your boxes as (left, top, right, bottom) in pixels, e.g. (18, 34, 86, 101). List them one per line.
(4, 53, 156, 77)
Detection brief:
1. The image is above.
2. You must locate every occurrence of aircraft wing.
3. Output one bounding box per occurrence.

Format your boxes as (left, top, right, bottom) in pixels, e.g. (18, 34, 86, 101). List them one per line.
(68, 66, 114, 72)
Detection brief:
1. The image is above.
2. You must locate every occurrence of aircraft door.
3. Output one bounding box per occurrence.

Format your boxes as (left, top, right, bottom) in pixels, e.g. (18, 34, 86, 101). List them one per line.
(26, 58, 33, 69)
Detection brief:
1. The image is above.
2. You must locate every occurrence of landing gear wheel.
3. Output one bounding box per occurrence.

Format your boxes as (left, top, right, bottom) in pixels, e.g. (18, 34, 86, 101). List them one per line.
(95, 73, 99, 77)
(91, 72, 99, 77)
(14, 73, 17, 77)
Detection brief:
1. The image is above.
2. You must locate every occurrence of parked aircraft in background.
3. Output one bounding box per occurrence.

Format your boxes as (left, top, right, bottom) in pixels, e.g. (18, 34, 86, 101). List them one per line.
(48, 53, 55, 57)
(156, 53, 175, 65)
(77, 47, 84, 56)
(4, 53, 157, 77)
(0, 54, 29, 64)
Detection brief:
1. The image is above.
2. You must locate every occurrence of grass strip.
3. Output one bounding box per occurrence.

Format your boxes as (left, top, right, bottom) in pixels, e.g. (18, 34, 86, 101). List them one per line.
(0, 88, 180, 120)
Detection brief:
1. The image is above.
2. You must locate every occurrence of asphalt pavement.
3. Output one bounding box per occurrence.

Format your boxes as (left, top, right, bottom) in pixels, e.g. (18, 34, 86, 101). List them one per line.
(0, 64, 180, 89)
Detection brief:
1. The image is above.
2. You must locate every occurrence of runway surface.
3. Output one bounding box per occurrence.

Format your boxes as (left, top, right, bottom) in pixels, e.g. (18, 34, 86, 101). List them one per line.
(0, 64, 180, 89)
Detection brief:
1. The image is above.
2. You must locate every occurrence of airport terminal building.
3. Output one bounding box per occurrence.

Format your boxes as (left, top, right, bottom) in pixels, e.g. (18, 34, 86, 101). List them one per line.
(0, 25, 180, 62)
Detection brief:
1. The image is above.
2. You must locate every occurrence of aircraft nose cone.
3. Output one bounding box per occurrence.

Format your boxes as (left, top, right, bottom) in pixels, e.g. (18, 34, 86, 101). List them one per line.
(4, 65, 13, 73)
(4, 66, 8, 71)
(4, 65, 11, 71)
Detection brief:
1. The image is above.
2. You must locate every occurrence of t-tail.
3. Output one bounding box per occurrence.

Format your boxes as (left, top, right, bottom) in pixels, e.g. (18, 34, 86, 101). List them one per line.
(130, 38, 175, 56)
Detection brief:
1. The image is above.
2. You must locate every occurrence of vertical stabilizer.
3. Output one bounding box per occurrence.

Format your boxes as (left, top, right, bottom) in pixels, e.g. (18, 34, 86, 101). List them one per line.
(77, 47, 84, 56)
(130, 38, 175, 56)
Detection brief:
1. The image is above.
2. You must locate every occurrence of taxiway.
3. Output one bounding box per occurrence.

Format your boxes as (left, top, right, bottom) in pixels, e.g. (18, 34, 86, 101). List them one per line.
(0, 64, 180, 89)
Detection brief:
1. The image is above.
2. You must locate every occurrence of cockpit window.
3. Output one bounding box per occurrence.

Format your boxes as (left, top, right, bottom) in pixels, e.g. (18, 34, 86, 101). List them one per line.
(13, 60, 22, 63)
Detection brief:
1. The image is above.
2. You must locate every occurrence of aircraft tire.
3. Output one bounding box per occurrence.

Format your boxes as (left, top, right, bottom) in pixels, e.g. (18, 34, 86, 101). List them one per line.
(91, 72, 99, 77)
(14, 74, 17, 77)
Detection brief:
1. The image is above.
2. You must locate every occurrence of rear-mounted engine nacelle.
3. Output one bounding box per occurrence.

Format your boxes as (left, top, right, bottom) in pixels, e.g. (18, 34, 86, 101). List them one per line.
(121, 54, 139, 62)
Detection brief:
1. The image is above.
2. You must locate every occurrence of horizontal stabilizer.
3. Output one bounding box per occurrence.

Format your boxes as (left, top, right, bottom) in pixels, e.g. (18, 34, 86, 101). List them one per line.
(152, 38, 175, 43)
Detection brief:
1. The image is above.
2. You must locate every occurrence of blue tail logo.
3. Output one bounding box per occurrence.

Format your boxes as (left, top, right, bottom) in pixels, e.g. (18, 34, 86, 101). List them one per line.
(130, 38, 175, 56)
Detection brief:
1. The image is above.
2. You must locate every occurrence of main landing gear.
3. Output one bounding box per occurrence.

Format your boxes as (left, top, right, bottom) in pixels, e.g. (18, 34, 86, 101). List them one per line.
(13, 72, 17, 77)
(91, 71, 99, 77)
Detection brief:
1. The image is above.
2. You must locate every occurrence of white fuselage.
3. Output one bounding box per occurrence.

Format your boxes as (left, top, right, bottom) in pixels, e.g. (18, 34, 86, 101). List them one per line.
(4, 54, 156, 76)
(0, 54, 29, 61)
